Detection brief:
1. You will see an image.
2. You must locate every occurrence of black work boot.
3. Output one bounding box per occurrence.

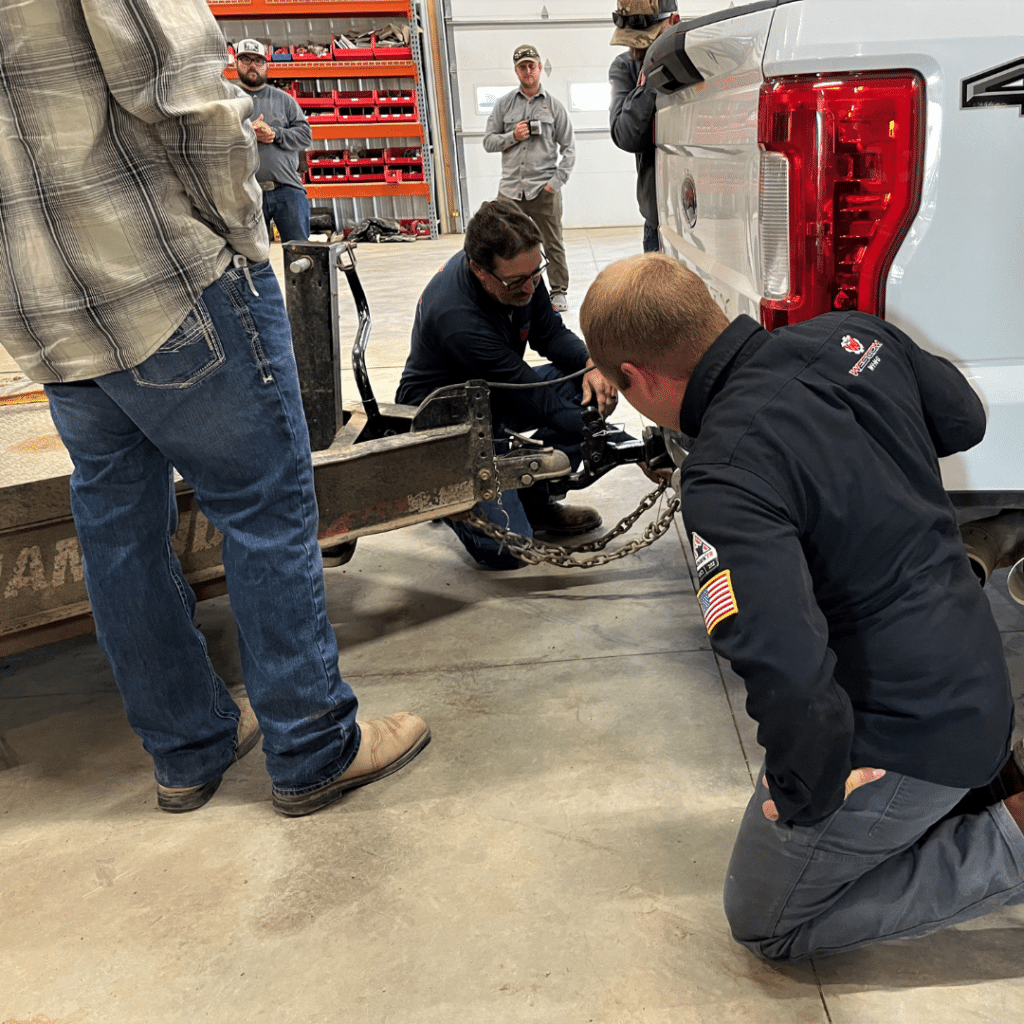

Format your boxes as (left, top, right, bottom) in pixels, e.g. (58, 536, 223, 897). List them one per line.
(945, 740, 1024, 817)
(525, 501, 602, 537)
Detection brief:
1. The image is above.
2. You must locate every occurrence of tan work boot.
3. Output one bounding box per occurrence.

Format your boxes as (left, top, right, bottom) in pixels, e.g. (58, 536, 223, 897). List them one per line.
(271, 713, 430, 817)
(526, 501, 602, 537)
(156, 696, 262, 813)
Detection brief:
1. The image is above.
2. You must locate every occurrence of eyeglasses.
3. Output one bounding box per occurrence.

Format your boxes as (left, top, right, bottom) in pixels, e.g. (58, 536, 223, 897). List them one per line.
(237, 55, 267, 67)
(489, 260, 549, 291)
(611, 10, 659, 29)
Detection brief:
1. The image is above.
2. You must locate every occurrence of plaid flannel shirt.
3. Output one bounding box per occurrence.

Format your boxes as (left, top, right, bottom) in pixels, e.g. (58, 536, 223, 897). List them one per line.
(0, 0, 268, 383)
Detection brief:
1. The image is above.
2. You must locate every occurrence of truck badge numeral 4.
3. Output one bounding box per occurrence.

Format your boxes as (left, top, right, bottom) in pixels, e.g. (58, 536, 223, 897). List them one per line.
(962, 58, 1024, 115)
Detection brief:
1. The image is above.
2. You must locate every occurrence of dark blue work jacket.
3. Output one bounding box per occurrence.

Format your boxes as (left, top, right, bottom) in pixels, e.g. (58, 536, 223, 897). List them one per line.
(679, 312, 1013, 825)
(396, 250, 589, 439)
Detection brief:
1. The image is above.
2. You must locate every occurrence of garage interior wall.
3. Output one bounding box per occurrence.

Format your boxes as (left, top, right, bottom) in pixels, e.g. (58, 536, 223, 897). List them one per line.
(423, 0, 725, 232)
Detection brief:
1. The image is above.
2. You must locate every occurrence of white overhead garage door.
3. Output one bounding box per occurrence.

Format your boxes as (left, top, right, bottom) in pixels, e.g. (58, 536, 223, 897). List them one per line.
(442, 0, 720, 229)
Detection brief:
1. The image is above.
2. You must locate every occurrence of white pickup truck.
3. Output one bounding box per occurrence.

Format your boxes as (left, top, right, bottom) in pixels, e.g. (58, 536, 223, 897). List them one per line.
(645, 0, 1024, 595)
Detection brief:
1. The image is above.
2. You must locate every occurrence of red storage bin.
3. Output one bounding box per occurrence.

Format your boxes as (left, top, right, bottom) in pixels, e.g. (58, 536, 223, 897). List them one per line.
(384, 146, 424, 182)
(306, 108, 341, 124)
(306, 149, 347, 169)
(287, 83, 335, 108)
(376, 89, 418, 122)
(373, 41, 412, 61)
(384, 166, 424, 183)
(344, 148, 386, 166)
(376, 89, 416, 106)
(270, 45, 292, 62)
(337, 105, 376, 124)
(335, 89, 376, 107)
(383, 146, 421, 165)
(348, 165, 387, 183)
(291, 44, 330, 61)
(331, 34, 375, 62)
(307, 164, 348, 183)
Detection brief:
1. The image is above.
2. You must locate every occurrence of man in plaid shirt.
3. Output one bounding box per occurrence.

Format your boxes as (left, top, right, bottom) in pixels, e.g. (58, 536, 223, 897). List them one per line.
(0, 0, 429, 817)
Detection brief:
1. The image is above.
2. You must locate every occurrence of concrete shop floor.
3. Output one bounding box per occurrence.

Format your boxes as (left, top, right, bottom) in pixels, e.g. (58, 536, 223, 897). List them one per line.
(3, 228, 1024, 1024)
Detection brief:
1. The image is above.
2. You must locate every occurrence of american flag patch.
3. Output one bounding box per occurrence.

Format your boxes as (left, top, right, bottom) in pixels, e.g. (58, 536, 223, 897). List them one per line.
(698, 570, 738, 634)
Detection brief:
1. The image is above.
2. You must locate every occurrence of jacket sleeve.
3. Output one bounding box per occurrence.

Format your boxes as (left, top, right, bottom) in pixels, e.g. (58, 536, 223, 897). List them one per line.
(680, 462, 855, 826)
(908, 341, 987, 458)
(483, 95, 517, 153)
(609, 58, 656, 153)
(437, 309, 587, 441)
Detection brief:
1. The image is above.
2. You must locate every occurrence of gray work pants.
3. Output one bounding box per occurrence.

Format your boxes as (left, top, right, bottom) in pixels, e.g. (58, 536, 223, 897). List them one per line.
(724, 762, 1024, 961)
(509, 188, 568, 297)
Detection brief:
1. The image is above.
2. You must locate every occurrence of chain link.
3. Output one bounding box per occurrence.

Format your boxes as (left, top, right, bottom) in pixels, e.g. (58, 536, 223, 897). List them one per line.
(452, 481, 681, 568)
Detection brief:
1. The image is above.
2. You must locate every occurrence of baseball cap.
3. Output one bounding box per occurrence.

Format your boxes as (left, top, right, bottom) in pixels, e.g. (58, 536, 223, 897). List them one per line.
(513, 44, 541, 66)
(610, 0, 677, 49)
(235, 39, 267, 58)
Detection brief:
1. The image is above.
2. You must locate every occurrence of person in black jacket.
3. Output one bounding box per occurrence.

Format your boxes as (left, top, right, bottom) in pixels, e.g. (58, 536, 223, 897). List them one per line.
(608, 0, 680, 252)
(397, 200, 619, 570)
(579, 253, 1024, 961)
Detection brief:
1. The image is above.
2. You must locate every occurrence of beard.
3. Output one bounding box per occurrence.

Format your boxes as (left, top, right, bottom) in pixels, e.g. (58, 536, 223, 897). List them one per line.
(239, 67, 268, 89)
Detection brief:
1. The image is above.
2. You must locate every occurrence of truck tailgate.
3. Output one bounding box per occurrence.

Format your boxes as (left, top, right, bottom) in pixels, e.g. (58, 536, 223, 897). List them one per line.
(650, 0, 1024, 495)
(653, 5, 776, 323)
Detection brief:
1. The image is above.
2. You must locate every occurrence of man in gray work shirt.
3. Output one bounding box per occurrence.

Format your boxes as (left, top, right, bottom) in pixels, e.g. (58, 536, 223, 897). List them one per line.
(235, 38, 312, 243)
(483, 44, 575, 312)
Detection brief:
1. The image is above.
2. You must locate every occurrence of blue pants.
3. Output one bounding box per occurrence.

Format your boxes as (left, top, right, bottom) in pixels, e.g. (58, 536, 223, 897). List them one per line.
(262, 184, 309, 244)
(724, 761, 1024, 961)
(44, 260, 359, 794)
(444, 363, 587, 571)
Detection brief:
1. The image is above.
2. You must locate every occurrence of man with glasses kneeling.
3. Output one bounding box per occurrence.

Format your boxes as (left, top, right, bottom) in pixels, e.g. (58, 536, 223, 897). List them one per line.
(396, 200, 620, 570)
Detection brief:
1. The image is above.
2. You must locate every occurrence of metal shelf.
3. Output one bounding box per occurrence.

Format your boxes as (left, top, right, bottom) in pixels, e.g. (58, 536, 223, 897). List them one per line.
(210, 0, 411, 14)
(209, 0, 437, 238)
(305, 181, 429, 198)
(224, 61, 418, 80)
(313, 123, 423, 139)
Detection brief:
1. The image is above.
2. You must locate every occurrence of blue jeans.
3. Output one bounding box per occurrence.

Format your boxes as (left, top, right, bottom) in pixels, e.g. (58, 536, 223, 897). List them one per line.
(444, 364, 586, 571)
(44, 259, 359, 794)
(262, 184, 309, 243)
(447, 492, 535, 571)
(724, 762, 1024, 961)
(642, 220, 660, 253)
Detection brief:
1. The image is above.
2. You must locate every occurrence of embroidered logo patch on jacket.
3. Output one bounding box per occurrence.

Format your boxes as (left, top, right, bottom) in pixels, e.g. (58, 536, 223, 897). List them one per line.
(691, 531, 719, 582)
(848, 340, 883, 376)
(698, 569, 738, 634)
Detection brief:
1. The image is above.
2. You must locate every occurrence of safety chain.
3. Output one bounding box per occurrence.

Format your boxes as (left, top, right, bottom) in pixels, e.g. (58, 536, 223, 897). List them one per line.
(453, 481, 681, 568)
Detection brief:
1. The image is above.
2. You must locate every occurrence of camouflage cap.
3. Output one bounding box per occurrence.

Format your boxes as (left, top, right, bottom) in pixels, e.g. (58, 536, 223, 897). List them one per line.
(513, 44, 541, 66)
(610, 0, 677, 49)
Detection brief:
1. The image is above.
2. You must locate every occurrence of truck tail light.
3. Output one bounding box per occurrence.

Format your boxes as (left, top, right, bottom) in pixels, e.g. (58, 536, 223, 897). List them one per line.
(757, 72, 924, 330)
